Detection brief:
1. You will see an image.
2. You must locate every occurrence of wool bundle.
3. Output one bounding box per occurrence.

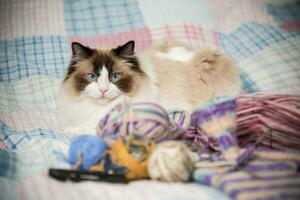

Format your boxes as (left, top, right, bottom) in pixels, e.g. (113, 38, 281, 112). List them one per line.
(183, 94, 300, 152)
(236, 94, 300, 150)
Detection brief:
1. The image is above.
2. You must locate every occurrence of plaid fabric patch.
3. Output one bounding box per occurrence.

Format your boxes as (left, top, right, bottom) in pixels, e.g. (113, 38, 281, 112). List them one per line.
(210, 0, 275, 32)
(238, 36, 300, 92)
(138, 0, 213, 28)
(0, 126, 70, 180)
(0, 36, 69, 82)
(0, 177, 17, 200)
(63, 0, 145, 36)
(150, 24, 220, 49)
(239, 72, 259, 93)
(0, 109, 61, 132)
(0, 121, 70, 150)
(68, 28, 152, 51)
(266, 1, 300, 24)
(0, 174, 230, 200)
(280, 19, 300, 32)
(218, 23, 300, 61)
(0, 139, 9, 151)
(0, 76, 60, 111)
(0, 0, 65, 39)
(0, 150, 17, 179)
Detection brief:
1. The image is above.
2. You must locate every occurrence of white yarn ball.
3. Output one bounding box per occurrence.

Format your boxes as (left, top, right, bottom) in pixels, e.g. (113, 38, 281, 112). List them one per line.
(148, 141, 194, 182)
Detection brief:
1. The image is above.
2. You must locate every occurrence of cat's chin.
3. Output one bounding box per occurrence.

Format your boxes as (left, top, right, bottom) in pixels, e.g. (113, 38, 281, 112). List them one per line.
(89, 96, 121, 105)
(96, 98, 114, 105)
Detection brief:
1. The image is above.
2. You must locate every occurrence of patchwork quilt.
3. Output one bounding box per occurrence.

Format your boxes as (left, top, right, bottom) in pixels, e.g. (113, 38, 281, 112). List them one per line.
(0, 0, 300, 199)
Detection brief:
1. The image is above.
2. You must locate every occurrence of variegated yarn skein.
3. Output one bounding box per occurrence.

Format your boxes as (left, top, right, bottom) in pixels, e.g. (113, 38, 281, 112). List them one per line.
(192, 96, 239, 160)
(148, 141, 194, 182)
(98, 100, 191, 143)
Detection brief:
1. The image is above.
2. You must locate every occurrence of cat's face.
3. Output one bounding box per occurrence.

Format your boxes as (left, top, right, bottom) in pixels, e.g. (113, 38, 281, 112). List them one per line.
(63, 41, 145, 104)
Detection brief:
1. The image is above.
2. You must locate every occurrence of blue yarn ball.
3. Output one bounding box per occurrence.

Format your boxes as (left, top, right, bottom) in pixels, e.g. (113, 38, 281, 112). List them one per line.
(68, 135, 108, 170)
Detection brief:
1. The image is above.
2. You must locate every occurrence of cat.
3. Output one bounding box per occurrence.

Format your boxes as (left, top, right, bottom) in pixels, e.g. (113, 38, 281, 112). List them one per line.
(58, 39, 240, 136)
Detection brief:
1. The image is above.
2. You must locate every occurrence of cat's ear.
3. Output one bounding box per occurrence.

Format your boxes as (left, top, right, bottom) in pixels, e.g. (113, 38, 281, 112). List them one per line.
(112, 41, 135, 57)
(71, 42, 93, 58)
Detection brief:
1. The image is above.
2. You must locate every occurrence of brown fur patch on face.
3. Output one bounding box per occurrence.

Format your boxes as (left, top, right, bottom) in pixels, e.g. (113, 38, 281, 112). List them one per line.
(62, 44, 145, 97)
(72, 60, 94, 92)
(63, 59, 95, 96)
(114, 75, 133, 93)
(108, 58, 143, 95)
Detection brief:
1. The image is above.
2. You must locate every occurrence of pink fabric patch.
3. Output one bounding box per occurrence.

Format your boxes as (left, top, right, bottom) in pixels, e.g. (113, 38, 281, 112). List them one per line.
(68, 25, 220, 52)
(209, 0, 275, 32)
(0, 139, 9, 151)
(68, 28, 152, 51)
(280, 18, 300, 31)
(150, 24, 220, 48)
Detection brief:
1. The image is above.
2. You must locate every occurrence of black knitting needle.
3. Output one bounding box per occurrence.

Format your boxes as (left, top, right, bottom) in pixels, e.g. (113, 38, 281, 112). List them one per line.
(48, 168, 128, 183)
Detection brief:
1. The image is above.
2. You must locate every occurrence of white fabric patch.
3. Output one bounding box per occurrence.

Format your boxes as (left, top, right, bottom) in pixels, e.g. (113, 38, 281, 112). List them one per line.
(239, 37, 300, 93)
(210, 0, 275, 32)
(137, 0, 213, 28)
(0, 75, 60, 112)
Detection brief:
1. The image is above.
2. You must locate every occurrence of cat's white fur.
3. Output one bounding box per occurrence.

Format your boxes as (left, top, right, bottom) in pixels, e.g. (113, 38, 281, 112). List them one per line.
(157, 47, 195, 62)
(59, 67, 124, 135)
(83, 67, 122, 104)
(59, 42, 240, 136)
(59, 88, 124, 135)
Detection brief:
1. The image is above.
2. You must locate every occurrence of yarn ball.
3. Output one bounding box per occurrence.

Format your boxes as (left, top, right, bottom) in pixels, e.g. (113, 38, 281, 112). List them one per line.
(148, 141, 194, 182)
(90, 136, 154, 179)
(98, 101, 190, 143)
(68, 135, 108, 170)
(108, 138, 152, 180)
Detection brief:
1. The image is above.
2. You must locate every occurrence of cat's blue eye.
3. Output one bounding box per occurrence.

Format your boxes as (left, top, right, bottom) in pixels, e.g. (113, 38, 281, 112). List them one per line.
(111, 72, 121, 81)
(87, 73, 97, 81)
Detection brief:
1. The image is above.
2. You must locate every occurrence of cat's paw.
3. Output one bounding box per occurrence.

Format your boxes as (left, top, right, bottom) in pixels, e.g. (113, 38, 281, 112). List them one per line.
(63, 126, 98, 137)
(63, 127, 82, 137)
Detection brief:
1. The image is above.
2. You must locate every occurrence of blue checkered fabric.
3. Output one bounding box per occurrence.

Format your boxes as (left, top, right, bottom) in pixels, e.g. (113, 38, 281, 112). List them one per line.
(266, 1, 300, 24)
(0, 121, 71, 150)
(239, 72, 259, 93)
(0, 150, 17, 179)
(0, 120, 71, 180)
(63, 0, 145, 36)
(219, 23, 300, 62)
(0, 36, 69, 82)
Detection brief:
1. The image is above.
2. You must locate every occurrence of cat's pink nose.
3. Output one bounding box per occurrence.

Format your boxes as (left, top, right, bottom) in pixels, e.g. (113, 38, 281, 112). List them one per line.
(99, 89, 108, 94)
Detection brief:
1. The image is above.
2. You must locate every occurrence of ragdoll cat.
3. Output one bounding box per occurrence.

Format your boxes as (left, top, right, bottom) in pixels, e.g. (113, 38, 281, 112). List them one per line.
(59, 40, 240, 136)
